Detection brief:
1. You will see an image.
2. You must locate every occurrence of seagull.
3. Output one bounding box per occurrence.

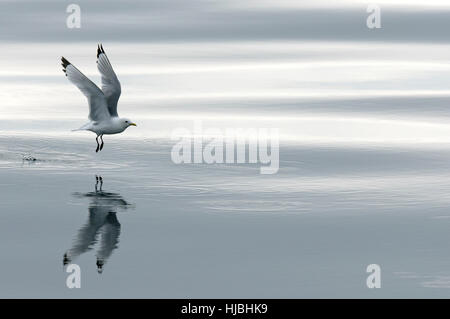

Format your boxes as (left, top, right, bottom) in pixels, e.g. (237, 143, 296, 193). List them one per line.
(61, 44, 136, 152)
(64, 176, 131, 273)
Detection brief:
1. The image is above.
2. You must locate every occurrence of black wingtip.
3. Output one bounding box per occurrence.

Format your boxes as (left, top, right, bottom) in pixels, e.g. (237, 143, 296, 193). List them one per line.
(97, 43, 105, 58)
(61, 57, 70, 75)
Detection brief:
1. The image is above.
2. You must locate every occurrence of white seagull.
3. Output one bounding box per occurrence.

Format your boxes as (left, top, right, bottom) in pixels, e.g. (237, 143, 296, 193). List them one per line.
(61, 44, 136, 152)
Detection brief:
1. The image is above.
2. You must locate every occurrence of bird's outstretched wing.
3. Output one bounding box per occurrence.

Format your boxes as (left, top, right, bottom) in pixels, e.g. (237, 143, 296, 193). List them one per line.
(61, 57, 111, 121)
(96, 44, 121, 117)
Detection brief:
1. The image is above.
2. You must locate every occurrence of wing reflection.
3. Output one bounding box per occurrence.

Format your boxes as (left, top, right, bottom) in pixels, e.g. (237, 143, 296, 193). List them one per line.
(64, 176, 132, 273)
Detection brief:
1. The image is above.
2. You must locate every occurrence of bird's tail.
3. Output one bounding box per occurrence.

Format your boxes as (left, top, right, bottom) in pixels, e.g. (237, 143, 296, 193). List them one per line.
(72, 123, 91, 132)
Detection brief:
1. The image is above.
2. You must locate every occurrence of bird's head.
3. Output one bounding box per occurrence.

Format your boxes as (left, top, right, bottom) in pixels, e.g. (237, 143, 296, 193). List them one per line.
(122, 118, 137, 129)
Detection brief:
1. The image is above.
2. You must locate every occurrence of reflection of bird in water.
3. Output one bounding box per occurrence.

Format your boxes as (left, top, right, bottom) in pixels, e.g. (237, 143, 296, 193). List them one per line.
(64, 176, 131, 273)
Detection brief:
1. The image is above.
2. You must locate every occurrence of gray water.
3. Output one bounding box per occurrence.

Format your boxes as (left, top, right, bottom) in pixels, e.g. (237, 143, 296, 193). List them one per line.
(2, 135, 450, 298)
(3, 0, 450, 298)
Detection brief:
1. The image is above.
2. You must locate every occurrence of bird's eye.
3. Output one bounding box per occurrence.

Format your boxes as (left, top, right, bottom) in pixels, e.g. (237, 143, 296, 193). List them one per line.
(125, 121, 128, 123)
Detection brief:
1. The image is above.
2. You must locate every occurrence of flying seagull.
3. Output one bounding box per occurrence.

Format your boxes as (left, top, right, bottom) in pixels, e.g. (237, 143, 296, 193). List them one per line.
(61, 44, 136, 152)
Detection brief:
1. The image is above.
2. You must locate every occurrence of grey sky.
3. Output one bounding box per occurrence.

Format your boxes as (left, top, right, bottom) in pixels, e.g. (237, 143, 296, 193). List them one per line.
(1, 0, 450, 43)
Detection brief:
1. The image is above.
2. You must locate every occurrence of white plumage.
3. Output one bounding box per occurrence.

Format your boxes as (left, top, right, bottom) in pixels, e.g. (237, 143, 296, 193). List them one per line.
(61, 44, 136, 152)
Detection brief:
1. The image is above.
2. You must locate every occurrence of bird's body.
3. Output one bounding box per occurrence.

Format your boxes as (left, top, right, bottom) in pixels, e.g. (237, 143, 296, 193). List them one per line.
(76, 117, 132, 135)
(61, 45, 136, 152)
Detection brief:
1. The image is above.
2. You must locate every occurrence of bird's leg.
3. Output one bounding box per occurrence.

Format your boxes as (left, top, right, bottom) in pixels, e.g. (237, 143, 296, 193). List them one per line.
(95, 136, 100, 153)
(99, 176, 103, 191)
(95, 175, 99, 192)
(100, 134, 104, 151)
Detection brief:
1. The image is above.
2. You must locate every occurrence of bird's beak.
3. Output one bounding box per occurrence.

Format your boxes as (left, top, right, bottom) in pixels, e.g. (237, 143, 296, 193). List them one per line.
(129, 123, 137, 126)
